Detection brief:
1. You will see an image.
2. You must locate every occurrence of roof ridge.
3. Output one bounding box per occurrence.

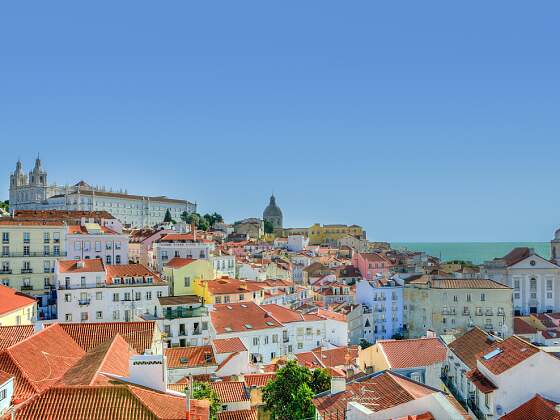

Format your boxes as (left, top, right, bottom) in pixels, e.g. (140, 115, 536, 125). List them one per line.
(92, 334, 130, 385)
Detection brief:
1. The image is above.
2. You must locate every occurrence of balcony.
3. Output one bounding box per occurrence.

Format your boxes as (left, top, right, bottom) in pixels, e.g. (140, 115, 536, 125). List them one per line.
(484, 324, 494, 330)
(78, 298, 91, 306)
(192, 329, 202, 336)
(485, 310, 494, 316)
(21, 268, 33, 274)
(163, 307, 209, 320)
(440, 372, 467, 410)
(0, 269, 12, 274)
(2, 251, 67, 258)
(463, 309, 471, 316)
(21, 285, 33, 291)
(467, 395, 485, 420)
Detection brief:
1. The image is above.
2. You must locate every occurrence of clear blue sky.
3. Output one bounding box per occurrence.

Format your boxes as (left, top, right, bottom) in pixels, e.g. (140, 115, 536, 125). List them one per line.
(1, 1, 559, 242)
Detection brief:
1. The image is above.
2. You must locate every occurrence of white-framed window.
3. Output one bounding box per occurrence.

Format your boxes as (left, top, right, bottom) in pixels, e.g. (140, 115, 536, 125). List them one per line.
(146, 291, 152, 300)
(96, 292, 103, 300)
(65, 314, 72, 321)
(96, 311, 103, 319)
(81, 312, 88, 321)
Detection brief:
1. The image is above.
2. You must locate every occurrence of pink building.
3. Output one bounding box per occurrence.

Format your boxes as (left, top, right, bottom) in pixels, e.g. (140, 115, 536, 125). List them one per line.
(66, 223, 129, 265)
(353, 252, 394, 280)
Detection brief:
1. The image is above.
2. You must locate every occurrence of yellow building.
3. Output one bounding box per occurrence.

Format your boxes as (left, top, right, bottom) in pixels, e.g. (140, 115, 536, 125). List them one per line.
(162, 257, 214, 296)
(308, 224, 365, 245)
(192, 277, 264, 304)
(0, 284, 37, 326)
(0, 219, 67, 319)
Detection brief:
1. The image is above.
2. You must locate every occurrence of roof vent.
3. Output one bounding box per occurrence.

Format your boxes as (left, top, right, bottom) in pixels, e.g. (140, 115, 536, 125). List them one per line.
(244, 324, 253, 329)
(179, 357, 189, 364)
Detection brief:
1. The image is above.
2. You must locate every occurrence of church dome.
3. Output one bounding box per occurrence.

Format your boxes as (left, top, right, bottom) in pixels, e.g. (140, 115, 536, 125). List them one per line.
(263, 195, 283, 229)
(555, 228, 560, 240)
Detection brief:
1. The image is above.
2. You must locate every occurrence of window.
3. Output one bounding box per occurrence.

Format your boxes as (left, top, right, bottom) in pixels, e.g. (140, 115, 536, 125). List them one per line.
(2, 232, 9, 243)
(272, 334, 278, 343)
(297, 342, 303, 349)
(306, 327, 312, 336)
(239, 294, 245, 301)
(65, 293, 71, 302)
(115, 255, 121, 264)
(548, 292, 553, 299)
(43, 245, 50, 256)
(81, 312, 88, 321)
(215, 296, 222, 304)
(157, 291, 163, 298)
(96, 311, 103, 319)
(224, 295, 230, 303)
(485, 392, 490, 408)
(43, 232, 50, 243)
(547, 279, 553, 291)
(106, 255, 112, 264)
(74, 242, 82, 251)
(264, 336, 269, 344)
(113, 310, 120, 320)
(23, 245, 30, 256)
(113, 293, 119, 302)
(0, 388, 6, 401)
(96, 292, 103, 300)
(466, 293, 471, 302)
(2, 246, 8, 257)
(514, 279, 520, 290)
(23, 232, 30, 243)
(530, 278, 537, 290)
(135, 292, 141, 301)
(453, 295, 458, 302)
(253, 337, 259, 346)
(53, 245, 60, 256)
(480, 293, 486, 302)
(115, 241, 121, 250)
(81, 276, 86, 287)
(65, 314, 72, 321)
(146, 291, 152, 300)
(184, 277, 191, 287)
(95, 241, 101, 252)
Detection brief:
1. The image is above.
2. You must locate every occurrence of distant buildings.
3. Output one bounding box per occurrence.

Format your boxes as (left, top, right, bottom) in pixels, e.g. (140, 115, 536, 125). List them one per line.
(9, 157, 196, 227)
(404, 276, 513, 338)
(482, 246, 560, 316)
(353, 252, 395, 280)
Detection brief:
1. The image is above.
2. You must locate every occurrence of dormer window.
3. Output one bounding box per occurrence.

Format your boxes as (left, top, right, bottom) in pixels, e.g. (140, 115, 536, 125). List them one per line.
(114, 278, 121, 284)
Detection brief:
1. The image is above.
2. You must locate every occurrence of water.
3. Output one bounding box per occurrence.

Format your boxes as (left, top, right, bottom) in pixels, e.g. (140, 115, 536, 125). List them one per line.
(391, 242, 550, 265)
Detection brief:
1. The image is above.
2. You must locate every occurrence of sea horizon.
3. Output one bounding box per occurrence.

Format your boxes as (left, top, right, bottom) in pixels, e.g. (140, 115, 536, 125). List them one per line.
(391, 241, 550, 265)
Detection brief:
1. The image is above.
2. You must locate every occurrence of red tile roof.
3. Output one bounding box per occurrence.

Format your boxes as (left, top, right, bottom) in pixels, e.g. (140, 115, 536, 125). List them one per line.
(313, 371, 436, 417)
(448, 327, 500, 369)
(243, 373, 276, 388)
(12, 385, 188, 419)
(466, 368, 498, 394)
(165, 346, 216, 369)
(0, 285, 36, 316)
(0, 370, 13, 385)
(0, 324, 85, 402)
(476, 336, 540, 375)
(0, 325, 35, 350)
(210, 381, 248, 403)
(206, 278, 263, 295)
(165, 257, 197, 269)
(106, 264, 163, 284)
(378, 338, 446, 369)
(57, 321, 156, 354)
(408, 277, 510, 289)
(502, 247, 532, 266)
(261, 304, 306, 323)
(61, 334, 135, 386)
(58, 259, 105, 273)
(210, 302, 282, 334)
(0, 219, 64, 226)
(514, 317, 539, 335)
(212, 338, 247, 354)
(312, 347, 359, 369)
(217, 408, 257, 420)
(501, 394, 560, 420)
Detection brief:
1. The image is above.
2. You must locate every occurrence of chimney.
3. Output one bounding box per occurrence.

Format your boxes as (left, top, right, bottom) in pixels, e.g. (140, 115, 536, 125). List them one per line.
(330, 376, 346, 395)
(425, 329, 436, 339)
(192, 222, 197, 241)
(128, 354, 168, 392)
(77, 261, 85, 269)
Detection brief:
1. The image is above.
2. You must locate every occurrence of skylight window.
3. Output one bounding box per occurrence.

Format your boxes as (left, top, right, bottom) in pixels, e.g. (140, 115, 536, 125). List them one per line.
(244, 324, 253, 329)
(179, 357, 189, 364)
(483, 348, 503, 360)
(266, 321, 275, 326)
(224, 327, 232, 332)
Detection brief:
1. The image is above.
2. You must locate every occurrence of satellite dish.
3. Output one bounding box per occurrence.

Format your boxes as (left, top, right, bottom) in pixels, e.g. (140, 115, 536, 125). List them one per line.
(496, 405, 504, 415)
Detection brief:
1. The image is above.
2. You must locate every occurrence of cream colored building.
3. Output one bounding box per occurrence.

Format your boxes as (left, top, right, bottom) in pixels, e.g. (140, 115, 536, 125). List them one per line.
(0, 284, 37, 326)
(0, 219, 67, 320)
(404, 276, 513, 339)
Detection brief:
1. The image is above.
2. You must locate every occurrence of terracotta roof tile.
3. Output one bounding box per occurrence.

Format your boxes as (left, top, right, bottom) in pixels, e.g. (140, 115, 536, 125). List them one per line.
(0, 285, 36, 316)
(501, 394, 560, 420)
(206, 278, 263, 295)
(448, 327, 500, 369)
(210, 381, 248, 403)
(476, 336, 540, 375)
(313, 371, 436, 418)
(514, 317, 538, 335)
(210, 302, 282, 334)
(213, 338, 247, 354)
(466, 368, 497, 394)
(58, 259, 105, 273)
(57, 321, 156, 354)
(0, 324, 85, 402)
(165, 257, 197, 269)
(106, 264, 163, 284)
(312, 347, 359, 369)
(378, 338, 446, 369)
(13, 385, 188, 419)
(165, 346, 216, 369)
(217, 408, 257, 420)
(61, 334, 135, 386)
(243, 373, 275, 388)
(0, 325, 35, 350)
(409, 277, 510, 289)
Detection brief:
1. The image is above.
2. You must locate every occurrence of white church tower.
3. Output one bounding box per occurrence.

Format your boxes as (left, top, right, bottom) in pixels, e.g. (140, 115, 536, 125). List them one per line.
(9, 156, 49, 211)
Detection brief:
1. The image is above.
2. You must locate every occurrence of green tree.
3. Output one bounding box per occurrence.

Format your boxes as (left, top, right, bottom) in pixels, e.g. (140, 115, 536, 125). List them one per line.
(359, 338, 373, 349)
(191, 382, 220, 420)
(263, 219, 274, 234)
(309, 368, 332, 394)
(0, 200, 8, 212)
(262, 361, 316, 420)
(163, 208, 173, 223)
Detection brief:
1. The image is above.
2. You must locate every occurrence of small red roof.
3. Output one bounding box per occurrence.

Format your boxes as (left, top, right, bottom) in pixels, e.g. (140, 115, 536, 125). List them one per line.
(210, 302, 282, 334)
(165, 257, 196, 269)
(212, 337, 247, 354)
(501, 394, 560, 420)
(0, 285, 36, 316)
(243, 373, 275, 388)
(378, 338, 447, 368)
(165, 346, 216, 369)
(58, 259, 105, 273)
(466, 368, 498, 394)
(514, 317, 538, 335)
(217, 408, 257, 420)
(105, 264, 163, 284)
(210, 381, 248, 403)
(476, 336, 540, 375)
